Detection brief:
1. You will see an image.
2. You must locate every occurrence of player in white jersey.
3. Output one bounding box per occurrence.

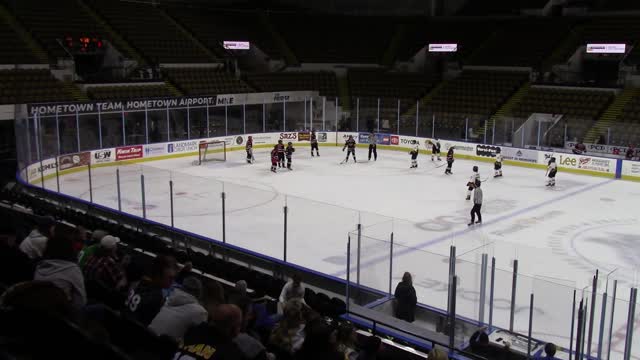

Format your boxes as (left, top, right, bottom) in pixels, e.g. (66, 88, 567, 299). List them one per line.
(466, 166, 480, 200)
(546, 157, 557, 187)
(494, 148, 503, 178)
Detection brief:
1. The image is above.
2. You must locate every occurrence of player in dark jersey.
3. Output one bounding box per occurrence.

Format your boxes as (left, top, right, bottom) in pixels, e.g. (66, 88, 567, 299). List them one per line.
(409, 145, 419, 168)
(245, 136, 253, 164)
(286, 142, 295, 170)
(277, 140, 285, 168)
(431, 139, 441, 161)
(445, 147, 455, 175)
(271, 145, 279, 173)
(368, 132, 377, 161)
(342, 135, 357, 163)
(311, 131, 320, 157)
(546, 157, 557, 187)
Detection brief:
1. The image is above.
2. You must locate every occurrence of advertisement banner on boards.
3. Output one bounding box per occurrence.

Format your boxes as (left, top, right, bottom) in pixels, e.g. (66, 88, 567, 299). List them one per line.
(116, 145, 143, 161)
(58, 152, 91, 171)
(298, 131, 311, 141)
(501, 147, 538, 164)
(92, 149, 115, 164)
(540, 152, 614, 173)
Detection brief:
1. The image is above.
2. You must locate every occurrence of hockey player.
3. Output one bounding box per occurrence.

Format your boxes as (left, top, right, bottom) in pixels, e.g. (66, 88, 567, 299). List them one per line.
(246, 135, 254, 164)
(409, 145, 419, 168)
(286, 142, 295, 170)
(546, 157, 557, 187)
(277, 140, 285, 168)
(310, 131, 320, 157)
(466, 166, 480, 200)
(445, 146, 454, 174)
(342, 135, 357, 163)
(270, 145, 279, 173)
(368, 132, 377, 161)
(431, 139, 441, 161)
(494, 148, 503, 177)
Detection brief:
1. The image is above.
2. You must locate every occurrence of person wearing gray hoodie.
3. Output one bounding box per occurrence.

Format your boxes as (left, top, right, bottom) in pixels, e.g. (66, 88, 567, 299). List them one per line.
(20, 216, 56, 260)
(34, 230, 86, 308)
(148, 276, 207, 340)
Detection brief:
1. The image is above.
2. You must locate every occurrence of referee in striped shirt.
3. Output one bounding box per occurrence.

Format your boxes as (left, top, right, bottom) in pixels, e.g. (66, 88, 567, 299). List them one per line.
(468, 179, 482, 226)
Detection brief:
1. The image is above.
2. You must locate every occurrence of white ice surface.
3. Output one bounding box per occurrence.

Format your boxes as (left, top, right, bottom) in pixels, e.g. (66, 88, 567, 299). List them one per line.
(42, 146, 640, 359)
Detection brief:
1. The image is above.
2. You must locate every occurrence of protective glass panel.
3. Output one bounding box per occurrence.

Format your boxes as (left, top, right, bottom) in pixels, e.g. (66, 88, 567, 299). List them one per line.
(223, 181, 285, 260)
(147, 109, 168, 143)
(100, 111, 124, 148)
(244, 103, 264, 134)
(39, 115, 59, 159)
(284, 101, 304, 132)
(265, 102, 284, 132)
(209, 106, 226, 137)
(169, 108, 188, 141)
(78, 113, 100, 151)
(188, 107, 207, 140)
(286, 194, 358, 274)
(59, 113, 80, 153)
(227, 105, 243, 135)
(398, 99, 417, 137)
(124, 110, 146, 145)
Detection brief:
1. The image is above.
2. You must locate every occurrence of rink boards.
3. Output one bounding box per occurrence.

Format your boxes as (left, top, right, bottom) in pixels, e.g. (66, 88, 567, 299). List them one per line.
(22, 131, 640, 185)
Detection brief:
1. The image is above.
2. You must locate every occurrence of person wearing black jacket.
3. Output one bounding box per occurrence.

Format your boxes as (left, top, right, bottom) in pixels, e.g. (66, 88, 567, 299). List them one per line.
(394, 272, 417, 323)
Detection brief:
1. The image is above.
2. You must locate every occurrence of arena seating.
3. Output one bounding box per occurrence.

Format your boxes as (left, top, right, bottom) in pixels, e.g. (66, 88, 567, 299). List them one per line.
(0, 18, 42, 64)
(246, 71, 338, 97)
(468, 19, 572, 67)
(164, 67, 253, 95)
(0, 69, 74, 104)
(88, 0, 211, 64)
(510, 87, 614, 144)
(272, 14, 394, 64)
(610, 91, 640, 145)
(598, 0, 640, 10)
(425, 70, 528, 138)
(9, 0, 125, 61)
(168, 7, 282, 59)
(86, 84, 174, 101)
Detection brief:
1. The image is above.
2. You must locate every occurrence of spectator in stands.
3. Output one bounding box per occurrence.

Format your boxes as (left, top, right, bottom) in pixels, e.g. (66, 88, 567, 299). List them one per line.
(230, 295, 273, 360)
(77, 229, 108, 268)
(394, 272, 417, 323)
(470, 328, 506, 359)
(336, 322, 358, 360)
(0, 280, 73, 319)
(626, 145, 636, 160)
(123, 254, 176, 326)
(203, 279, 225, 311)
(83, 235, 127, 291)
(358, 335, 386, 360)
(279, 273, 306, 313)
(269, 299, 306, 355)
(427, 348, 448, 360)
(544, 343, 557, 359)
(34, 229, 86, 308)
(573, 142, 587, 155)
(174, 304, 246, 360)
(149, 276, 207, 341)
(228, 279, 249, 306)
(294, 320, 342, 360)
(19, 215, 55, 260)
(0, 234, 34, 286)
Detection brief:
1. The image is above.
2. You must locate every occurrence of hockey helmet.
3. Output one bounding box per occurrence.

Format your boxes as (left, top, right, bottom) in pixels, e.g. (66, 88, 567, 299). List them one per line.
(278, 139, 283, 144)
(496, 147, 501, 154)
(348, 135, 353, 139)
(414, 145, 419, 152)
(550, 157, 556, 163)
(473, 166, 478, 172)
(248, 135, 252, 139)
(288, 142, 292, 145)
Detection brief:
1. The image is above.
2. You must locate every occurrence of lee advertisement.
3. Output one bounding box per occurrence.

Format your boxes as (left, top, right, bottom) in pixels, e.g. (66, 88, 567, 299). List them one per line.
(540, 153, 614, 173)
(58, 152, 91, 170)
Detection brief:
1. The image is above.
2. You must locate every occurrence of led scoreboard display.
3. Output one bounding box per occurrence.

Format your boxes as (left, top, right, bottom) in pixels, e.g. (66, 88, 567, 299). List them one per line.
(64, 35, 104, 53)
(586, 43, 626, 54)
(428, 43, 458, 52)
(223, 41, 250, 50)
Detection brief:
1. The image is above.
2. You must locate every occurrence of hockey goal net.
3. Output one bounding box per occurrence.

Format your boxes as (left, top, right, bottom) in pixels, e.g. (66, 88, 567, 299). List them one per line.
(198, 141, 226, 165)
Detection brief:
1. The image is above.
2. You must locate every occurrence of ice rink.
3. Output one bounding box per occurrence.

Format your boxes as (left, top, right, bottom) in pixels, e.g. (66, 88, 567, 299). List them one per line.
(43, 145, 640, 358)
